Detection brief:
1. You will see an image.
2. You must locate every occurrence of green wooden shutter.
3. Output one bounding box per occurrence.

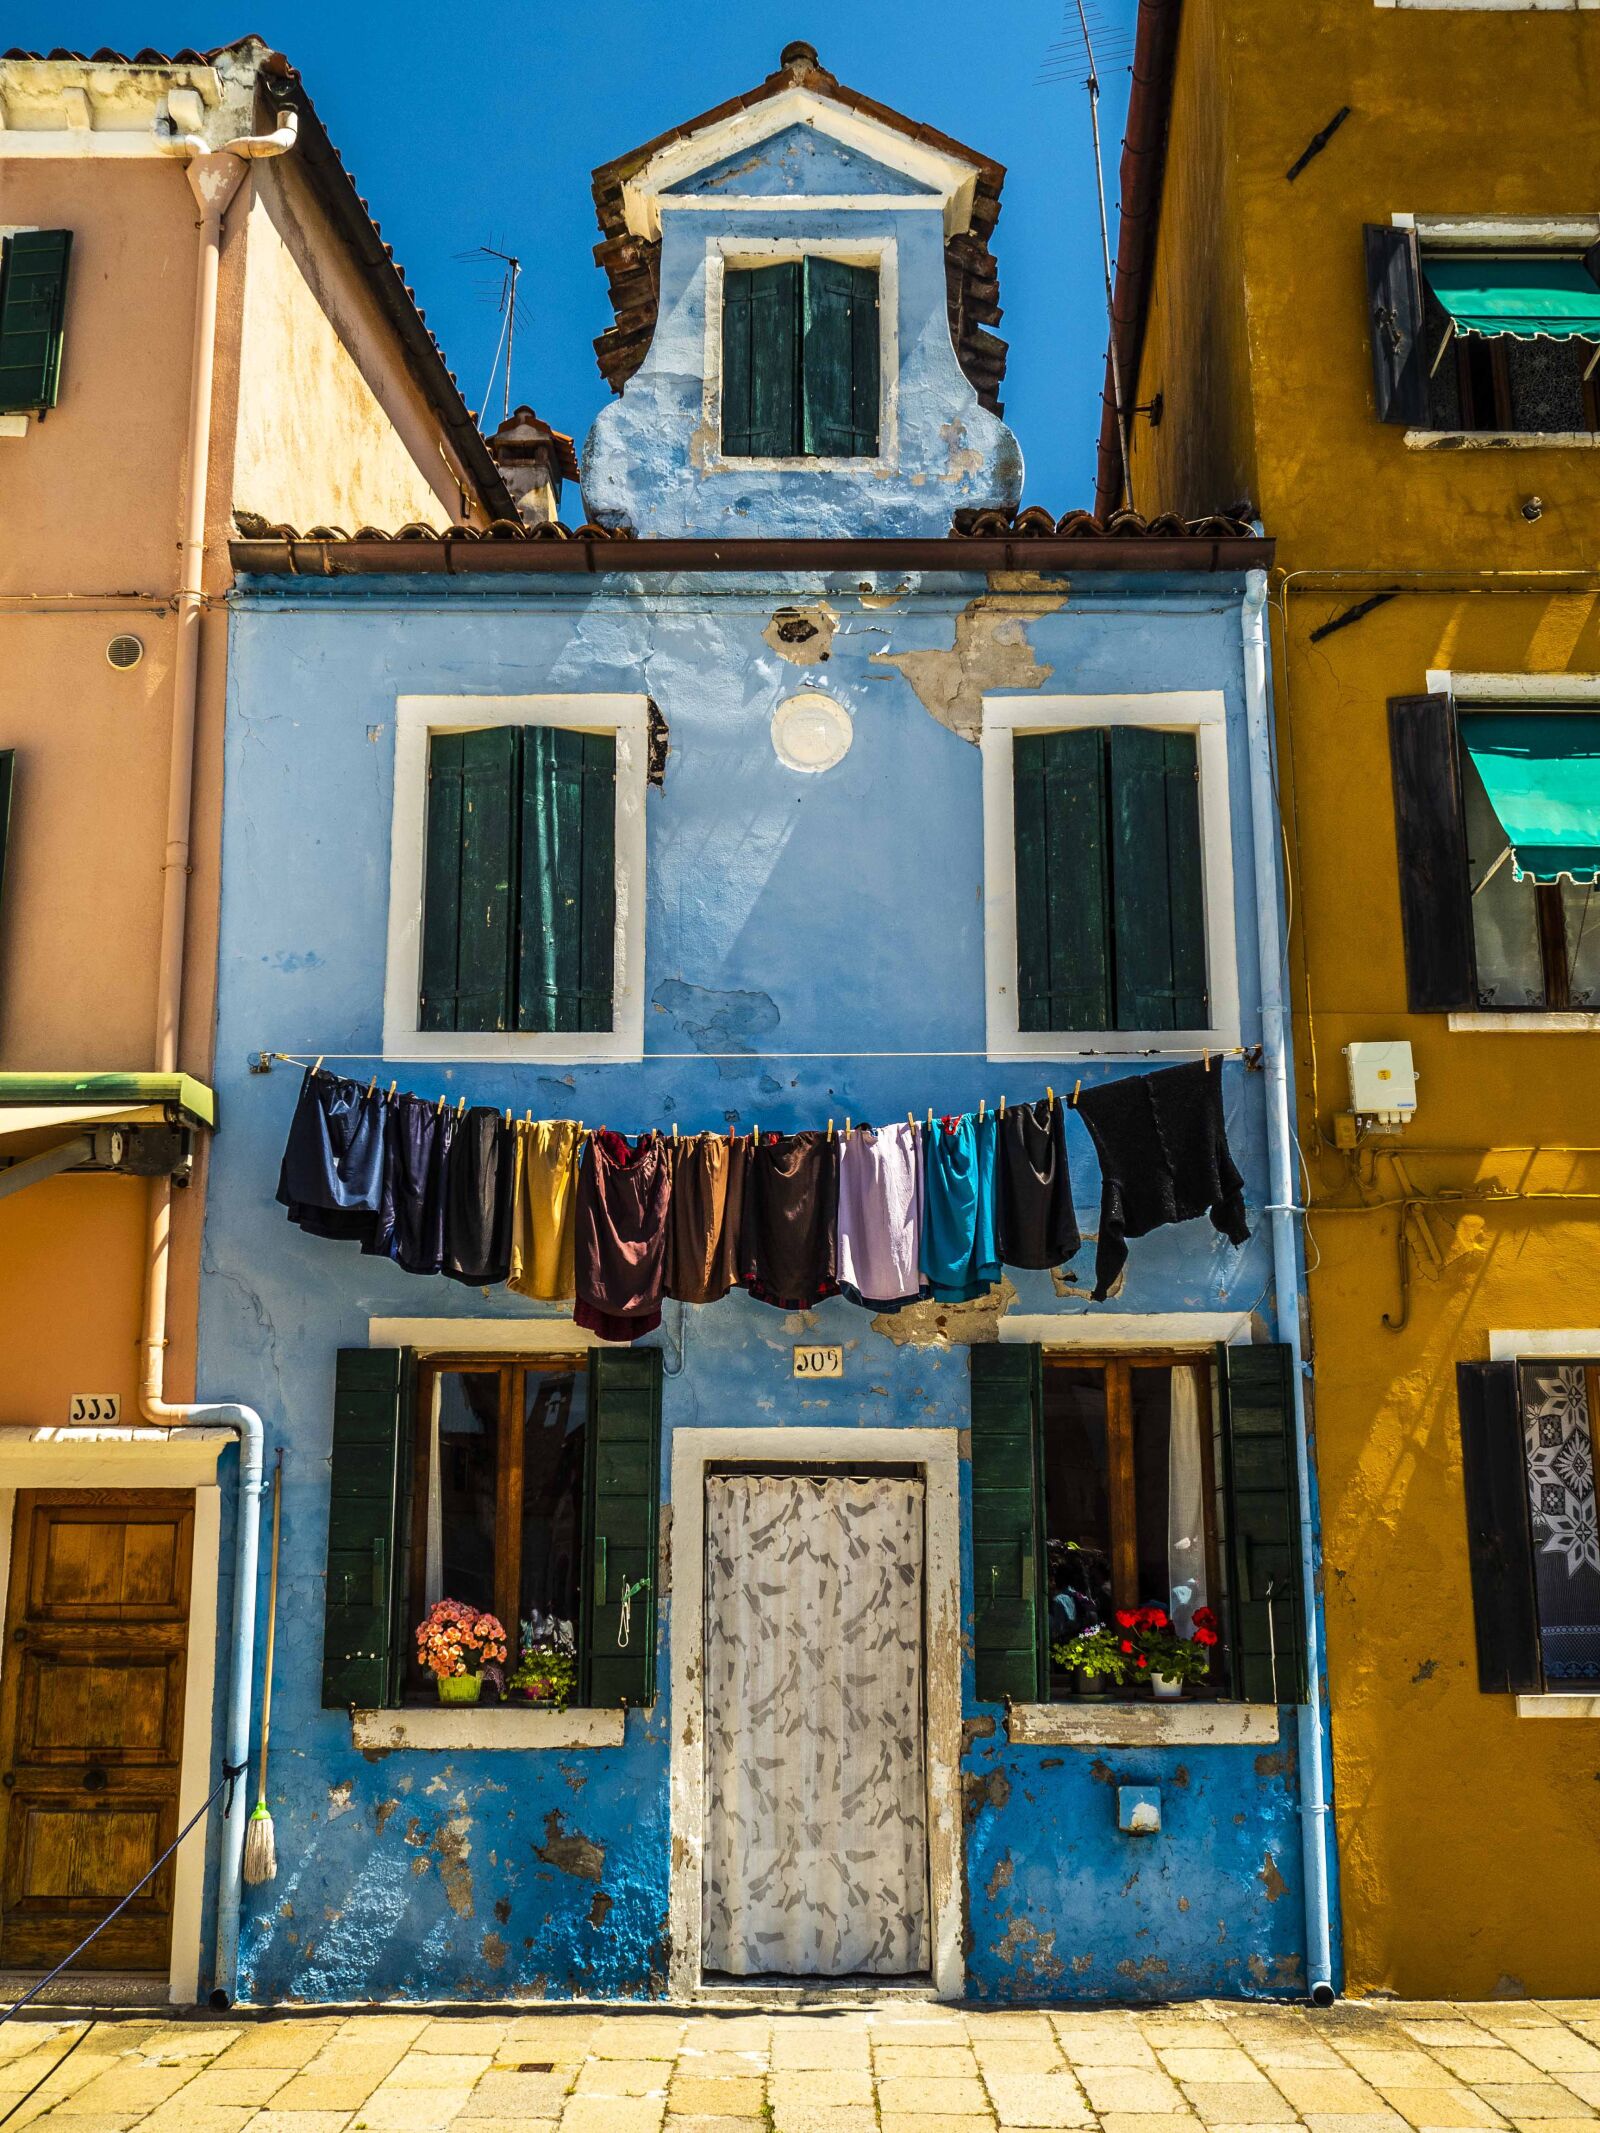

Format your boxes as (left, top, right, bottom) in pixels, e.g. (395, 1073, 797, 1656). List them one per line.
(322, 1348, 414, 1709)
(1013, 729, 1111, 1032)
(1217, 1343, 1306, 1703)
(1456, 1361, 1542, 1694)
(721, 262, 801, 456)
(802, 256, 880, 456)
(970, 1344, 1046, 1703)
(419, 726, 519, 1032)
(517, 728, 615, 1033)
(0, 231, 72, 414)
(1109, 726, 1209, 1029)
(582, 1347, 662, 1709)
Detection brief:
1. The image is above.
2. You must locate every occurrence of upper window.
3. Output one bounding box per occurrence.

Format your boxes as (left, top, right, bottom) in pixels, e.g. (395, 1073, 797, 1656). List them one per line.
(0, 230, 71, 416)
(1011, 727, 1208, 1034)
(420, 724, 615, 1035)
(721, 257, 880, 459)
(1458, 1357, 1600, 1696)
(1388, 694, 1600, 1012)
(385, 695, 647, 1063)
(1366, 226, 1600, 434)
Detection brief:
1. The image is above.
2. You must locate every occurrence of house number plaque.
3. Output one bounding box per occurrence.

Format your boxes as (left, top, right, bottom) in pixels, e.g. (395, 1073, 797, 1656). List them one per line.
(793, 1345, 842, 1379)
(68, 1395, 120, 1423)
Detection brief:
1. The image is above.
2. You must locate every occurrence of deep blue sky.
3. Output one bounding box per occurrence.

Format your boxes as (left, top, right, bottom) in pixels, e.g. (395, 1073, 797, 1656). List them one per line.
(13, 1, 1138, 507)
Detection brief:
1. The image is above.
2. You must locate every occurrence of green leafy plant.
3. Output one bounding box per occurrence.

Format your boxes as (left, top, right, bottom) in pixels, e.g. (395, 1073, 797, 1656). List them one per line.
(1052, 1626, 1129, 1684)
(508, 1613, 578, 1710)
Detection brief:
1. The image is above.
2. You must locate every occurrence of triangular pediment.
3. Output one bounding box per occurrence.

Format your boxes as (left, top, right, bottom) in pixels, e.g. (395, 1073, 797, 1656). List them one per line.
(663, 121, 935, 203)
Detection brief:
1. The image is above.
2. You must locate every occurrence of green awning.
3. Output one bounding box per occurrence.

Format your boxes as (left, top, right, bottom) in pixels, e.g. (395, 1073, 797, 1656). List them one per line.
(1424, 256, 1600, 342)
(1460, 713, 1600, 885)
(0, 1071, 215, 1127)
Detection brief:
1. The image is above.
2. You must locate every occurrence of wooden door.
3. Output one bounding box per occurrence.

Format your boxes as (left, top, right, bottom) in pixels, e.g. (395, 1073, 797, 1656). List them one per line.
(0, 1492, 193, 1972)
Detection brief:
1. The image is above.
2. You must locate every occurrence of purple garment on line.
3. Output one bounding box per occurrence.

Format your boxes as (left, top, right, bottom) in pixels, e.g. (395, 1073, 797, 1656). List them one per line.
(836, 1122, 925, 1308)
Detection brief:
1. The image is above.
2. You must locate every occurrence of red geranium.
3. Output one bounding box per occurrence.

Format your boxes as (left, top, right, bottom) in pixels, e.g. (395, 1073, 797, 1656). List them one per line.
(1115, 1609, 1138, 1629)
(1119, 1638, 1134, 1654)
(1193, 1606, 1218, 1631)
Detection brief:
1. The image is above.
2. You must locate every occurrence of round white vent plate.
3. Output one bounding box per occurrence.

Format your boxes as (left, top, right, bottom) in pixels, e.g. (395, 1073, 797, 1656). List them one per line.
(771, 692, 853, 774)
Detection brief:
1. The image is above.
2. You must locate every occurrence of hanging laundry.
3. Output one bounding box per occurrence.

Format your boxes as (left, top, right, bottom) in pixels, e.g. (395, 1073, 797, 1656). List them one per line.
(275, 1069, 392, 1254)
(996, 1097, 1081, 1271)
(390, 1095, 454, 1278)
(837, 1122, 925, 1309)
(1074, 1061, 1250, 1302)
(442, 1107, 517, 1286)
(574, 1130, 671, 1341)
(665, 1133, 747, 1305)
(921, 1111, 1002, 1303)
(738, 1131, 840, 1310)
(508, 1118, 580, 1302)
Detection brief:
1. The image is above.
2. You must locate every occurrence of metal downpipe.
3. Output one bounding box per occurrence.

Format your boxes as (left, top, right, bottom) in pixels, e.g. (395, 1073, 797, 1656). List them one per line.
(1241, 568, 1338, 2005)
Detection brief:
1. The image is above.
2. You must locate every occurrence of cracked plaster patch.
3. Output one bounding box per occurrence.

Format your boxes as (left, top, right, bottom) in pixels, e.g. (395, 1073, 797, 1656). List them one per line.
(871, 595, 1063, 744)
(872, 1275, 1018, 1347)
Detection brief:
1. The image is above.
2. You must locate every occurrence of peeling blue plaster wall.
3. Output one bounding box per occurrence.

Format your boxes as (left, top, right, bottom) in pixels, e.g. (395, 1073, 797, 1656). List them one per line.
(580, 116, 1022, 537)
(201, 566, 1311, 2004)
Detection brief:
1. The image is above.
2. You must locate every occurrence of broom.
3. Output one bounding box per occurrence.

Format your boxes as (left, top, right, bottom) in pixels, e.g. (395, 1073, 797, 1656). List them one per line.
(243, 1446, 284, 1886)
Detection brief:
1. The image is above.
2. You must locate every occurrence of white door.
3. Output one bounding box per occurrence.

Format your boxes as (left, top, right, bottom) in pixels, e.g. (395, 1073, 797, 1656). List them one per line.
(701, 1470, 929, 1977)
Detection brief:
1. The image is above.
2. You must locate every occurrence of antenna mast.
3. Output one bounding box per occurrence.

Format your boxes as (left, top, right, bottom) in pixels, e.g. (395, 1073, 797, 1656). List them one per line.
(1075, 0, 1134, 511)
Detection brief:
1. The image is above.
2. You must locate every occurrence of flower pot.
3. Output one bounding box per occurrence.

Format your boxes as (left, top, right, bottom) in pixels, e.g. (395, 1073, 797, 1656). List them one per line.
(437, 1672, 482, 1705)
(1151, 1673, 1183, 1701)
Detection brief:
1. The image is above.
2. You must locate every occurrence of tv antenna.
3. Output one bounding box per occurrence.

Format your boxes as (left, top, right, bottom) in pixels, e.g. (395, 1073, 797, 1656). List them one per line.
(458, 244, 523, 425)
(1038, 1, 1135, 510)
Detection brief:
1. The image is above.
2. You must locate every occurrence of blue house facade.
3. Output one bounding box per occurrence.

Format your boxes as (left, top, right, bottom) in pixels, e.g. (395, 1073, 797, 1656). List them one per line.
(202, 46, 1335, 2007)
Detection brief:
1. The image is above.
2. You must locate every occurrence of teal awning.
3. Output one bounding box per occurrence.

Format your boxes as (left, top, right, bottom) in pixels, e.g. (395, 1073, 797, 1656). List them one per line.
(1424, 256, 1600, 342)
(1460, 713, 1600, 885)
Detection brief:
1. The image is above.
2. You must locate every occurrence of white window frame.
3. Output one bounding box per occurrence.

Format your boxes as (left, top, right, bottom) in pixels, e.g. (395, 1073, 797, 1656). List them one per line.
(1394, 214, 1600, 449)
(700, 234, 899, 475)
(1426, 669, 1600, 1031)
(1377, 1, 1598, 10)
(383, 693, 647, 1064)
(980, 691, 1241, 1061)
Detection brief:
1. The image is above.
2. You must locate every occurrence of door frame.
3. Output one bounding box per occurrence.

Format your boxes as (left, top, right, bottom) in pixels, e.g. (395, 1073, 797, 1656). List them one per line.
(668, 1425, 963, 2001)
(0, 1434, 227, 2006)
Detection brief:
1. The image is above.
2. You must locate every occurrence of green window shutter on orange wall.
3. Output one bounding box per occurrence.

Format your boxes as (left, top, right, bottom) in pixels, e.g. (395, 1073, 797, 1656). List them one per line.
(0, 231, 72, 415)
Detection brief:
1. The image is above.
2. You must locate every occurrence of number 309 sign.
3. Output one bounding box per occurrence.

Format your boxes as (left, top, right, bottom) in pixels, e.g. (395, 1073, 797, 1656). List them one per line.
(793, 1346, 842, 1379)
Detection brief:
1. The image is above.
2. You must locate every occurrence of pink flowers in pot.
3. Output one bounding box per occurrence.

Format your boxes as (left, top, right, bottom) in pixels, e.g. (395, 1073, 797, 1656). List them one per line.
(415, 1599, 507, 1683)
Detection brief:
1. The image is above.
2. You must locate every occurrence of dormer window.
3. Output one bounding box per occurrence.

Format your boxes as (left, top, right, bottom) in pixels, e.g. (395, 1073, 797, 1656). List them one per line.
(721, 257, 880, 459)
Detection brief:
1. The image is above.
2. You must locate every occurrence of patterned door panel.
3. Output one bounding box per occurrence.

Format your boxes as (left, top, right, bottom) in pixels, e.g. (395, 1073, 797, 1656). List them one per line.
(702, 1470, 929, 1977)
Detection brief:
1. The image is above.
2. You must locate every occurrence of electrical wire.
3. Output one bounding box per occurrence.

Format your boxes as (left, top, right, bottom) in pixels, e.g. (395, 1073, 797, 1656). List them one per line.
(0, 2022, 94, 2126)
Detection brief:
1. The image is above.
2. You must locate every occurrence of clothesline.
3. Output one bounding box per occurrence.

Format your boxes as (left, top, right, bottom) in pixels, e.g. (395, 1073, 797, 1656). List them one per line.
(274, 1053, 1254, 1329)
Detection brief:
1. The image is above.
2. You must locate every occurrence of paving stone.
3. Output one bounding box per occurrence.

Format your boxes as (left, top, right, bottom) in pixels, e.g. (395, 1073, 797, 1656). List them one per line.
(1060, 2033, 1163, 2070)
(1376, 2088, 1507, 2128)
(263, 2076, 380, 2114)
(656, 2119, 763, 2133)
(1298, 2114, 1412, 2133)
(875, 2073, 992, 2115)
(43, 2066, 191, 2113)
(673, 2051, 768, 2078)
(971, 2041, 1067, 2075)
(1161, 2050, 1271, 2083)
(1181, 2083, 1301, 2123)
(135, 2106, 255, 2133)
(350, 2091, 475, 2130)
(1483, 2033, 1600, 2074)
(413, 2022, 506, 2055)
(215, 2027, 350, 2071)
(588, 2022, 685, 2061)
(1558, 2080, 1600, 2109)
(877, 2045, 981, 2079)
(1476, 2091, 1597, 2121)
(184, 2070, 295, 2108)
(572, 2056, 672, 2096)
(770, 2031, 872, 2071)
(768, 2069, 874, 2109)
(1097, 2115, 1208, 2133)
(766, 2102, 878, 2133)
(459, 2070, 571, 2116)
(558, 2100, 667, 2133)
(237, 2115, 357, 2133)
(967, 2016, 1061, 2039)
(1342, 2056, 1460, 2088)
(666, 2076, 766, 2115)
(1080, 2067, 1190, 2112)
(1405, 2031, 1502, 2053)
(986, 2066, 1094, 2124)
(139, 2024, 243, 2062)
(878, 2118, 995, 2133)
(1274, 2072, 1391, 2113)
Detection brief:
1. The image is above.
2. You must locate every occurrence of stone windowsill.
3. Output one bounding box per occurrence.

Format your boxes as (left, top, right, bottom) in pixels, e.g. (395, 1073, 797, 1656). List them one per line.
(1516, 1693, 1600, 1719)
(0, 416, 29, 440)
(1448, 1010, 1600, 1033)
(1406, 429, 1600, 451)
(351, 1705, 627, 1752)
(1006, 1701, 1281, 1748)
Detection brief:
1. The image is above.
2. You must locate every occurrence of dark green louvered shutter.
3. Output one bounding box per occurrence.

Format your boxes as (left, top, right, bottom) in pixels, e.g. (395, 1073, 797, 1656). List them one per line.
(582, 1347, 661, 1709)
(322, 1348, 414, 1709)
(419, 726, 519, 1032)
(1217, 1343, 1306, 1703)
(0, 231, 72, 414)
(970, 1344, 1046, 1703)
(802, 256, 879, 456)
(1013, 729, 1111, 1032)
(722, 261, 802, 456)
(1457, 1361, 1541, 1694)
(1109, 727, 1208, 1029)
(518, 727, 615, 1033)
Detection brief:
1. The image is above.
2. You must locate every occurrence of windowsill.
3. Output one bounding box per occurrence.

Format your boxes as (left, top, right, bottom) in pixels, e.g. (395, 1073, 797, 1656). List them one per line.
(380, 1029, 644, 1066)
(1006, 1701, 1281, 1748)
(352, 1705, 628, 1751)
(1406, 429, 1600, 451)
(1448, 1010, 1600, 1032)
(0, 416, 28, 439)
(704, 453, 894, 474)
(1516, 1693, 1600, 1718)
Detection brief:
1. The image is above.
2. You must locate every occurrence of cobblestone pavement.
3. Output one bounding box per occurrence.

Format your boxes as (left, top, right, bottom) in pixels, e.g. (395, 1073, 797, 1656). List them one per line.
(5, 1996, 1600, 2133)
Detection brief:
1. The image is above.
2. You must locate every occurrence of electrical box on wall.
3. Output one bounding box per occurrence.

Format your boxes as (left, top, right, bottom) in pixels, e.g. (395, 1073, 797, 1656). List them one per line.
(1342, 1040, 1418, 1130)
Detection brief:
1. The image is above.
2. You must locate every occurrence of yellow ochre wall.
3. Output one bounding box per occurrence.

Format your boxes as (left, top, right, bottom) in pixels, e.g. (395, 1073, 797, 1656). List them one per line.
(1126, 0, 1600, 1997)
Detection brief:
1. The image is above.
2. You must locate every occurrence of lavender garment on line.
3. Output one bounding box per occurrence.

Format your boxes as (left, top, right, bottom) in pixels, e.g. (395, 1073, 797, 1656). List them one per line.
(836, 1122, 925, 1306)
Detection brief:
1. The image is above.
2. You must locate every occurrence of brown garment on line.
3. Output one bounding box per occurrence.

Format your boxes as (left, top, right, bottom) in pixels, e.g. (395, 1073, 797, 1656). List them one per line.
(664, 1132, 749, 1305)
(737, 1130, 840, 1311)
(574, 1129, 671, 1342)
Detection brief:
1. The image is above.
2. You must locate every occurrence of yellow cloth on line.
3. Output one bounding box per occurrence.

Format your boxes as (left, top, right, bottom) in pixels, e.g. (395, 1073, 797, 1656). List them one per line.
(508, 1119, 580, 1301)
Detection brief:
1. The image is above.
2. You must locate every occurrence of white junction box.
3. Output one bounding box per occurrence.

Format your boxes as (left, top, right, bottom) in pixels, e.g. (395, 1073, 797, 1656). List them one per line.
(1344, 1040, 1418, 1128)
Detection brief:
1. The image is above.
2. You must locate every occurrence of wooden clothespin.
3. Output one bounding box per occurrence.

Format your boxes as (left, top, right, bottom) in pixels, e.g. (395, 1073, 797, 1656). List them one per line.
(1203, 1047, 1211, 1073)
(845, 1115, 852, 1136)
(504, 1108, 512, 1128)
(1072, 1078, 1082, 1107)
(312, 1056, 324, 1077)
(366, 1073, 377, 1098)
(907, 1110, 915, 1131)
(388, 1081, 397, 1101)
(672, 1122, 679, 1141)
(978, 1097, 985, 1121)
(436, 1093, 446, 1116)
(926, 1107, 934, 1132)
(1047, 1086, 1055, 1112)
(455, 1096, 466, 1119)
(827, 1118, 835, 1140)
(999, 1094, 1006, 1119)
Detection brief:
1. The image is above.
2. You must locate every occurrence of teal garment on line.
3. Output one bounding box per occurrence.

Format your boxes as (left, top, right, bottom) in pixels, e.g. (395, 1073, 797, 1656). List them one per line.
(1459, 711, 1600, 885)
(921, 1110, 1002, 1303)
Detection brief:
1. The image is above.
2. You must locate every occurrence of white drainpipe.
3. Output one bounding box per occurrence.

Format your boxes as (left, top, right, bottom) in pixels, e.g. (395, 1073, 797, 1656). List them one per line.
(1242, 568, 1338, 2005)
(138, 104, 297, 2011)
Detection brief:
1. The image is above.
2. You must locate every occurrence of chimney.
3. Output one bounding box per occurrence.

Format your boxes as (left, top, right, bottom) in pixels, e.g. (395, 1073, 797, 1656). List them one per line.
(488, 406, 578, 526)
